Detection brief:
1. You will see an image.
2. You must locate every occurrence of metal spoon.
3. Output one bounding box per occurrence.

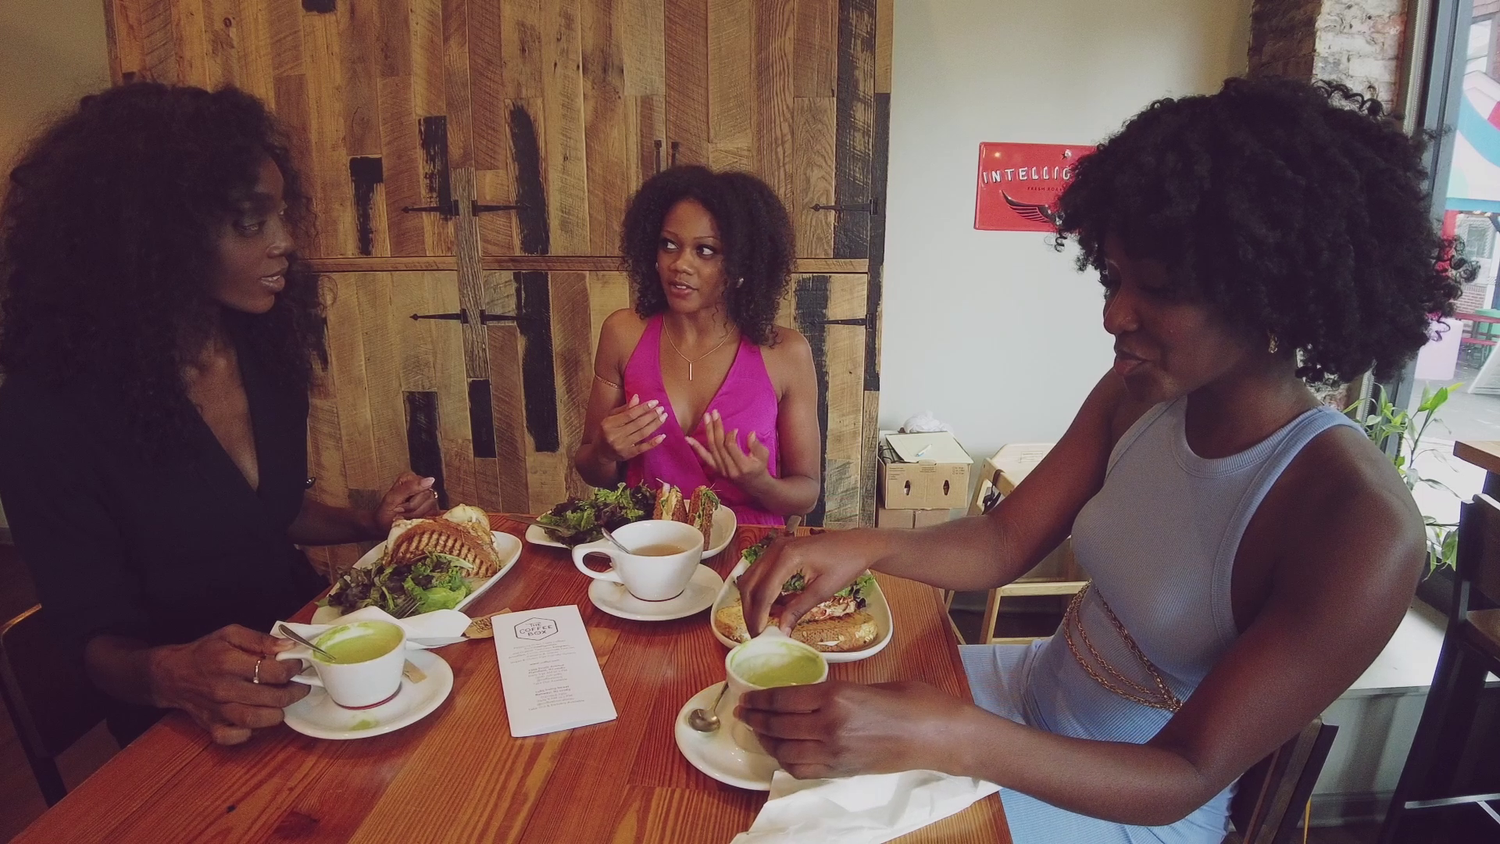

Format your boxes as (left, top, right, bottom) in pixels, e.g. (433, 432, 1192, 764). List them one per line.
(688, 683, 729, 732)
(599, 525, 635, 554)
(276, 623, 337, 662)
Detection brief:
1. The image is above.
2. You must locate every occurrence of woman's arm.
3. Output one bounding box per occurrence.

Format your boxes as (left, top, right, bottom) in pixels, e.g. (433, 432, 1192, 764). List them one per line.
(575, 310, 665, 487)
(287, 471, 440, 545)
(743, 432, 1425, 825)
(740, 372, 1137, 632)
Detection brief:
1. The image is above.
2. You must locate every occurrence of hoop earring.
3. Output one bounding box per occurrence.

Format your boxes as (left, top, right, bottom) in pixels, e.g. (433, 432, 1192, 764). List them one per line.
(735, 277, 744, 288)
(1267, 333, 1280, 355)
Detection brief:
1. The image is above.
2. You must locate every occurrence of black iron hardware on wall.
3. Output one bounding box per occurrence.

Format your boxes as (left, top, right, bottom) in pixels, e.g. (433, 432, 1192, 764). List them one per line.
(812, 199, 879, 214)
(409, 309, 543, 324)
(401, 200, 529, 218)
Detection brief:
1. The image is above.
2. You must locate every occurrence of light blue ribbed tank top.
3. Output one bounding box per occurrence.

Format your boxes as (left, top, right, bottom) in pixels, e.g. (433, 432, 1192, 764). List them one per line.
(963, 396, 1359, 844)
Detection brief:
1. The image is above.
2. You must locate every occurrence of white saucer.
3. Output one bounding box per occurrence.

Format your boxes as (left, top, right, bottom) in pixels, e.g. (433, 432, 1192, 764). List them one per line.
(588, 565, 723, 622)
(674, 682, 780, 790)
(525, 504, 737, 559)
(282, 650, 453, 740)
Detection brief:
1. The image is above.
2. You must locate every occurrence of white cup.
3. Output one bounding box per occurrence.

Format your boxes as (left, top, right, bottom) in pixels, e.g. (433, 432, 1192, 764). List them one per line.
(723, 628, 829, 755)
(571, 519, 704, 601)
(276, 620, 407, 709)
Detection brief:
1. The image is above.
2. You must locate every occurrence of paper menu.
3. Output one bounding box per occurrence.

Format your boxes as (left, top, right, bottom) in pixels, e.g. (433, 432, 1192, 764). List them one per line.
(493, 604, 617, 737)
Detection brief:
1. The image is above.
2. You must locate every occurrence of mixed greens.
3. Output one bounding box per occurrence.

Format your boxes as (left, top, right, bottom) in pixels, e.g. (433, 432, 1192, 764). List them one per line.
(536, 482, 656, 547)
(324, 550, 475, 618)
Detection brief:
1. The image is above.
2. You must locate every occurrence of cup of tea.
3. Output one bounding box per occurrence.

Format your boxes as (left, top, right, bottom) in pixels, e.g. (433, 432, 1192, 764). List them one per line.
(276, 620, 407, 709)
(723, 628, 829, 755)
(571, 519, 704, 601)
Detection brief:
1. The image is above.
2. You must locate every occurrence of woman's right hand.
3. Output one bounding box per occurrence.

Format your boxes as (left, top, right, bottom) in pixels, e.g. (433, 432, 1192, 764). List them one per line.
(737, 529, 888, 636)
(148, 625, 308, 745)
(596, 394, 668, 464)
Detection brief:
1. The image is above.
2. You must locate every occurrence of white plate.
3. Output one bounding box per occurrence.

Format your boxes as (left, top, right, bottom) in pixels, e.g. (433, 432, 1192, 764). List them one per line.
(674, 682, 780, 790)
(313, 531, 522, 624)
(587, 565, 724, 622)
(282, 650, 453, 740)
(525, 504, 737, 559)
(708, 556, 894, 663)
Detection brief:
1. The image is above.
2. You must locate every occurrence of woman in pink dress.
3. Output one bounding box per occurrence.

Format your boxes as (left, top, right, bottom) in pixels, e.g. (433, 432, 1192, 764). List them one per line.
(575, 167, 821, 526)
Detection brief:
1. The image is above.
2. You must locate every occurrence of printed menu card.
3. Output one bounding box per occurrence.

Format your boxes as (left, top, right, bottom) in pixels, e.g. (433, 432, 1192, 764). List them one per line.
(493, 604, 617, 737)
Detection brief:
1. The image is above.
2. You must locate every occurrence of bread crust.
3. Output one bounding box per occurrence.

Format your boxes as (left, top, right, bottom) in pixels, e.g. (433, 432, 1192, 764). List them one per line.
(390, 518, 503, 577)
(713, 601, 877, 653)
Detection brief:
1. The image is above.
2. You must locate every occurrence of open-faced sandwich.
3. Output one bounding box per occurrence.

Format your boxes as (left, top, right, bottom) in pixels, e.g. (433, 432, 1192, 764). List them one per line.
(324, 504, 501, 618)
(538, 482, 719, 547)
(713, 535, 879, 653)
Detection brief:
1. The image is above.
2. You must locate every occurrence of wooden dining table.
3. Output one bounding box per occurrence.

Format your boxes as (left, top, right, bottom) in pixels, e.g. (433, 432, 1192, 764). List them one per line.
(15, 518, 1011, 843)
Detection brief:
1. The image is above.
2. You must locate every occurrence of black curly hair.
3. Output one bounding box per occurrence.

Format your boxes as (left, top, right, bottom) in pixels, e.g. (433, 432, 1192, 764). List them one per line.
(620, 166, 794, 346)
(0, 83, 324, 451)
(1056, 76, 1467, 382)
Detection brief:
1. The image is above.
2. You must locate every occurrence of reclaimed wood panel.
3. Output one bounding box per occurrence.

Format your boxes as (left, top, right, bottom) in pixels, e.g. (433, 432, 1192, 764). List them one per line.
(107, 0, 891, 527)
(14, 527, 1010, 844)
(665, 0, 710, 167)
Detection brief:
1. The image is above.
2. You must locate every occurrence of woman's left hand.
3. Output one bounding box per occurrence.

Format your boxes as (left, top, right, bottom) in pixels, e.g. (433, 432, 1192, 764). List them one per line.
(737, 680, 976, 779)
(686, 409, 772, 493)
(372, 472, 440, 534)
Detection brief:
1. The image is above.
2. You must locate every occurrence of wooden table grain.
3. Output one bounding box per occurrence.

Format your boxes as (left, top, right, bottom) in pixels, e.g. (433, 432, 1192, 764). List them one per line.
(15, 520, 1010, 843)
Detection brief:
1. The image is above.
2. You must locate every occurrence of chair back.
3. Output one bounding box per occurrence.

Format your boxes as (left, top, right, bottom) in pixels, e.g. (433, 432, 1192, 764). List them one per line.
(1457, 494, 1500, 612)
(0, 605, 106, 805)
(1226, 719, 1338, 844)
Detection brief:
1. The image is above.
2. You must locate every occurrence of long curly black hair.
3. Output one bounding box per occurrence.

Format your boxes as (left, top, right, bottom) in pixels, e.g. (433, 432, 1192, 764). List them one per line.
(1056, 77, 1467, 382)
(0, 83, 324, 451)
(620, 166, 794, 346)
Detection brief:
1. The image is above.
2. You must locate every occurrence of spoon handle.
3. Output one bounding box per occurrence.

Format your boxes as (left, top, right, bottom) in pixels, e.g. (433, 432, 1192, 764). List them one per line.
(276, 623, 336, 662)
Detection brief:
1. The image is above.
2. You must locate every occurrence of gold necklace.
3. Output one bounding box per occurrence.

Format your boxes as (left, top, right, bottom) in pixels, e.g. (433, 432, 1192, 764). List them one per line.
(1062, 583, 1182, 713)
(663, 324, 732, 381)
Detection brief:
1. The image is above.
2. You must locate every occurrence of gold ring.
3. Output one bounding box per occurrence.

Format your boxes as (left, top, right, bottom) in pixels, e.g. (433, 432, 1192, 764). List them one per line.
(252, 656, 264, 685)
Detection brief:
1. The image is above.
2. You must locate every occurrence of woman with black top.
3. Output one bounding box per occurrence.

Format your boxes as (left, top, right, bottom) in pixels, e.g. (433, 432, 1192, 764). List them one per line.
(0, 84, 438, 745)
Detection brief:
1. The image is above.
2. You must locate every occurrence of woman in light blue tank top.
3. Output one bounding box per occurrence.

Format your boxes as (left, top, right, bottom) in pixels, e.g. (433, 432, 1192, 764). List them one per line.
(733, 77, 1471, 843)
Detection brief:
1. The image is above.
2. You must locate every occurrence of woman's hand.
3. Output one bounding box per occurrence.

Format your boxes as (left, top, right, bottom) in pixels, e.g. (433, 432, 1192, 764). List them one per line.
(597, 394, 668, 464)
(736, 529, 886, 637)
(738, 680, 978, 779)
(686, 409, 771, 491)
(372, 472, 439, 534)
(148, 625, 309, 746)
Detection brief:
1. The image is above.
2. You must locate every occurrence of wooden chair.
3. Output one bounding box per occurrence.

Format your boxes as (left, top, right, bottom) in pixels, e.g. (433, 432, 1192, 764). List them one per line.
(1225, 718, 1338, 844)
(0, 605, 106, 806)
(1378, 493, 1500, 843)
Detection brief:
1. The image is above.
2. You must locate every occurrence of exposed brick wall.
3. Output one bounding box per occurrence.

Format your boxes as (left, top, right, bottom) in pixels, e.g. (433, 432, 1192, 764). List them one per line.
(1249, 0, 1406, 111)
(1457, 282, 1490, 313)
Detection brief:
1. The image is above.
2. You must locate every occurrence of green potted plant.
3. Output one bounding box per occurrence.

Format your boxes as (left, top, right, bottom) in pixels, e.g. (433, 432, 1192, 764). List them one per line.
(1344, 384, 1460, 573)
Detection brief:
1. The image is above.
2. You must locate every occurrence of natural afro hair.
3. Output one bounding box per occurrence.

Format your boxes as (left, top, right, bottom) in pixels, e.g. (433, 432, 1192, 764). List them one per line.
(620, 165, 794, 346)
(1056, 76, 1465, 382)
(0, 83, 324, 452)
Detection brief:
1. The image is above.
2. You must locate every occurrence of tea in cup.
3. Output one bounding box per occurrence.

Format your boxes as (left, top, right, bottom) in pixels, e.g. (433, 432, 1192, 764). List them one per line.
(723, 628, 829, 755)
(571, 519, 703, 601)
(277, 620, 407, 709)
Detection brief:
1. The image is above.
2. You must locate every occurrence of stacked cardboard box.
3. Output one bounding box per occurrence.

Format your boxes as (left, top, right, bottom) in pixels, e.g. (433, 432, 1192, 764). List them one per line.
(875, 432, 971, 528)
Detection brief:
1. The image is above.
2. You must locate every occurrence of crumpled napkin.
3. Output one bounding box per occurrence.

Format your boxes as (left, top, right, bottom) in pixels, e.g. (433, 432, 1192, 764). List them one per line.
(730, 770, 1000, 844)
(274, 606, 471, 649)
(899, 412, 953, 434)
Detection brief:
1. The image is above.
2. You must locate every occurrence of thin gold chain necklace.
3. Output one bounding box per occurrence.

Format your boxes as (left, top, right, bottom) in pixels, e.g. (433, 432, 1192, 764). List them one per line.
(663, 324, 732, 381)
(1062, 583, 1183, 713)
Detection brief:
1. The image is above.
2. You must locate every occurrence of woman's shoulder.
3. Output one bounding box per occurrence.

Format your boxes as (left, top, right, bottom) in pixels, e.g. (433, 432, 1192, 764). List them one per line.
(596, 308, 651, 375)
(763, 324, 812, 359)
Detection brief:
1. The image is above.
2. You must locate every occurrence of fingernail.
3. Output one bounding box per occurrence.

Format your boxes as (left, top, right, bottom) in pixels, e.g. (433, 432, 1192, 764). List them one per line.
(646, 399, 659, 408)
(713, 409, 722, 421)
(420, 477, 435, 488)
(655, 435, 666, 443)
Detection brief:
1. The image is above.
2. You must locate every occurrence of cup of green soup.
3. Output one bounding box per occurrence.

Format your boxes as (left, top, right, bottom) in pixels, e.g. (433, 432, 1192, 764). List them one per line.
(276, 620, 406, 709)
(724, 628, 829, 755)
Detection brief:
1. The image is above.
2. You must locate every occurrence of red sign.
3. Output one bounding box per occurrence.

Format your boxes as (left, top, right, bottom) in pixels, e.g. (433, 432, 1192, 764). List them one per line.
(974, 142, 1094, 232)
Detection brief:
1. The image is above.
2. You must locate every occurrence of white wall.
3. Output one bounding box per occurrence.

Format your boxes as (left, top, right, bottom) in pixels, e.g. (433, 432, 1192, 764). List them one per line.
(881, 0, 1253, 460)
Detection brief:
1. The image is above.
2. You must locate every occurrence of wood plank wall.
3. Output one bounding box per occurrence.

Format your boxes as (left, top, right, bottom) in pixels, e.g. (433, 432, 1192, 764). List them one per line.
(103, 0, 892, 574)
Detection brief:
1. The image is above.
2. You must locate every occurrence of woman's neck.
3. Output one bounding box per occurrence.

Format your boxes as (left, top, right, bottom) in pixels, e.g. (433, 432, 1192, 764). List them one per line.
(1184, 363, 1320, 459)
(663, 306, 736, 347)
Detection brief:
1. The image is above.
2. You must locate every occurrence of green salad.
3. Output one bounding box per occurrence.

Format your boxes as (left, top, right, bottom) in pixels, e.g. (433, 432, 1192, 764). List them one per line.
(537, 482, 656, 547)
(323, 550, 474, 618)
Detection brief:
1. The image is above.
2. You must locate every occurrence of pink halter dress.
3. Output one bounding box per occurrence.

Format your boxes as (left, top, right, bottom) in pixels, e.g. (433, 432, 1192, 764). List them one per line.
(622, 315, 784, 527)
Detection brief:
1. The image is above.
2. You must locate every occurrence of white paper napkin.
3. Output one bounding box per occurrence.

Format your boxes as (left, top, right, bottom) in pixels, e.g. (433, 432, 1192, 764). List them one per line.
(730, 769, 1000, 844)
(274, 606, 471, 649)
